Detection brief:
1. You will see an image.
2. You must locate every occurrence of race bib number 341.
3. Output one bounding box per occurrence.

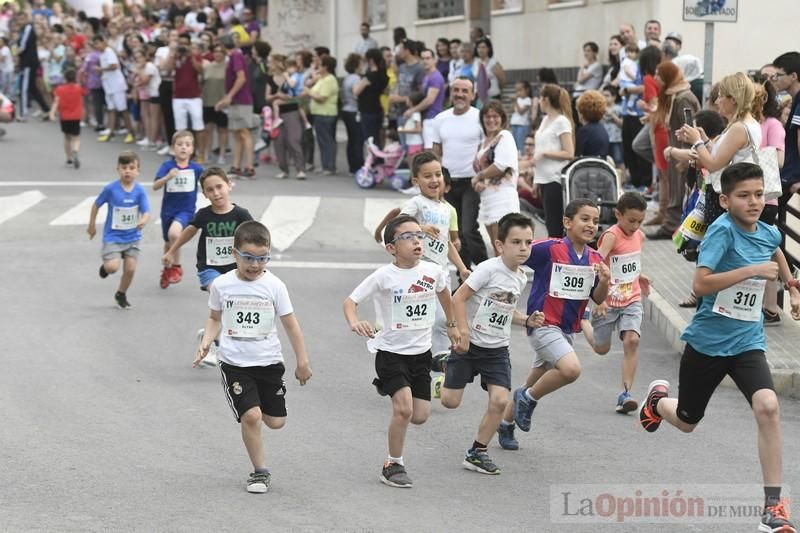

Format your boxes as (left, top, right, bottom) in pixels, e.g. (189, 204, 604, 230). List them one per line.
(391, 291, 436, 330)
(549, 264, 595, 300)
(111, 206, 138, 230)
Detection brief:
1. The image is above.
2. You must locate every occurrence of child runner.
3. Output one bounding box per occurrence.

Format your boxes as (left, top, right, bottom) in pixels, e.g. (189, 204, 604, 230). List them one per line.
(163, 166, 253, 365)
(344, 214, 459, 488)
(441, 213, 544, 474)
(195, 221, 312, 494)
(88, 151, 151, 309)
(153, 130, 203, 288)
(638, 163, 800, 533)
(48, 68, 83, 168)
(587, 192, 651, 413)
(498, 199, 610, 449)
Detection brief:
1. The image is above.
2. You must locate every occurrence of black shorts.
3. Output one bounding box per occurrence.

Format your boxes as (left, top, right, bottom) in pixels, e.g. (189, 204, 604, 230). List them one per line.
(374, 350, 432, 400)
(676, 343, 774, 425)
(219, 361, 287, 422)
(444, 343, 512, 391)
(60, 120, 80, 136)
(203, 106, 229, 128)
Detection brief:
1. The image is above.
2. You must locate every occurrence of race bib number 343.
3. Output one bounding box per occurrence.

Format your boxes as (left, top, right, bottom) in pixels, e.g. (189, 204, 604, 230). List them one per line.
(391, 291, 436, 330)
(549, 264, 595, 300)
(222, 297, 275, 337)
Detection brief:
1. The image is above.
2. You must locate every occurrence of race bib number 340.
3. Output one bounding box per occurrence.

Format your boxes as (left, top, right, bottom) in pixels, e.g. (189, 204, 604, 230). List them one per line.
(472, 298, 514, 338)
(391, 291, 436, 330)
(222, 297, 275, 337)
(549, 264, 595, 300)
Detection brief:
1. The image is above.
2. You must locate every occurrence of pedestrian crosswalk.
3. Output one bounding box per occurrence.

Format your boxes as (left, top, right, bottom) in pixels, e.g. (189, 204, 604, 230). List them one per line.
(0, 190, 46, 225)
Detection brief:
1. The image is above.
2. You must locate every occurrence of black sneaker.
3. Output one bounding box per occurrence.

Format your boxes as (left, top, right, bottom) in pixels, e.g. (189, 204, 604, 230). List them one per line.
(247, 471, 271, 493)
(431, 352, 449, 373)
(639, 380, 669, 432)
(764, 309, 782, 327)
(380, 461, 412, 488)
(99, 265, 109, 279)
(463, 448, 500, 474)
(115, 291, 132, 309)
(759, 498, 796, 532)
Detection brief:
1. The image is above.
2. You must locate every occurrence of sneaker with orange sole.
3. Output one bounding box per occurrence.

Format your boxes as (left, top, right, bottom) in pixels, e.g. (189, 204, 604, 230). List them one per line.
(167, 264, 183, 284)
(759, 498, 796, 532)
(639, 379, 669, 432)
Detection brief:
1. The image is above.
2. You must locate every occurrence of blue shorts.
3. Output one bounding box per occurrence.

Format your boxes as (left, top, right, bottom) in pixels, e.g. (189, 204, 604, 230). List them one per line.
(197, 268, 222, 290)
(160, 211, 194, 241)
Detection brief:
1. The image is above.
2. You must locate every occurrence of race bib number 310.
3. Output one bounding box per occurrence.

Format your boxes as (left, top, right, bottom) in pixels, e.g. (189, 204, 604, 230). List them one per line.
(391, 291, 436, 330)
(222, 297, 275, 337)
(712, 278, 766, 322)
(549, 264, 595, 300)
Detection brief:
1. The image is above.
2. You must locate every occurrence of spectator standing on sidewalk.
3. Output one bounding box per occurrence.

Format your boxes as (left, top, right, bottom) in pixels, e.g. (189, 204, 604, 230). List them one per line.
(771, 52, 800, 201)
(402, 47, 445, 150)
(354, 48, 388, 148)
(216, 34, 256, 179)
(164, 33, 205, 161)
(16, 12, 50, 119)
(302, 55, 339, 175)
(341, 53, 364, 174)
(473, 37, 505, 108)
(432, 77, 486, 269)
(354, 22, 378, 56)
(390, 39, 424, 143)
(572, 41, 603, 125)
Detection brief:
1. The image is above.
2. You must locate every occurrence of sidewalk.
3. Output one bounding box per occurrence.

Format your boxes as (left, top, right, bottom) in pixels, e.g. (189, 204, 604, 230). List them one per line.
(641, 237, 800, 400)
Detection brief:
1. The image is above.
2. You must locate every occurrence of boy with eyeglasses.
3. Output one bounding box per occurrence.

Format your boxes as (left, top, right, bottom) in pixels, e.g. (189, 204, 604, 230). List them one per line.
(344, 214, 459, 488)
(196, 220, 313, 494)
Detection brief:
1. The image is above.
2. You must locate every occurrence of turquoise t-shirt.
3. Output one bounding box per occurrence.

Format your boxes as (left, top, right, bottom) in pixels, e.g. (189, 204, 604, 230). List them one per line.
(681, 213, 781, 356)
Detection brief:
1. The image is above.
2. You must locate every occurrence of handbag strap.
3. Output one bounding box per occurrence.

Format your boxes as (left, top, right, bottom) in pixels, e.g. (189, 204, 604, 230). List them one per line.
(742, 122, 761, 165)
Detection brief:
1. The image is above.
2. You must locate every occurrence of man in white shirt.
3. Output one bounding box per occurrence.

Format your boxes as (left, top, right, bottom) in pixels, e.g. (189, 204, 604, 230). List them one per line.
(431, 78, 486, 269)
(663, 32, 703, 103)
(354, 22, 379, 56)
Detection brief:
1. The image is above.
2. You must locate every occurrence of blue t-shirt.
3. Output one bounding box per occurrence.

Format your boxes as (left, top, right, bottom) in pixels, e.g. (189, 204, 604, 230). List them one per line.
(95, 180, 150, 244)
(155, 160, 202, 217)
(681, 214, 781, 356)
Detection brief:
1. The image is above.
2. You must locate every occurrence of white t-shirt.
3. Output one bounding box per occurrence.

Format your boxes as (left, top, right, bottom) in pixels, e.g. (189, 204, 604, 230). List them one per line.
(209, 269, 293, 367)
(431, 107, 483, 178)
(534, 114, 573, 185)
(510, 97, 532, 126)
(100, 47, 127, 94)
(155, 46, 174, 79)
(401, 195, 453, 268)
(0, 46, 13, 74)
(143, 62, 161, 97)
(404, 111, 423, 146)
(349, 262, 447, 355)
(465, 257, 527, 349)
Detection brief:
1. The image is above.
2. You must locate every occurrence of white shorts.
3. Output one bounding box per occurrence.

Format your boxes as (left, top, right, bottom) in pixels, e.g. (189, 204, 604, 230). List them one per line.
(172, 98, 204, 131)
(529, 326, 575, 369)
(422, 118, 436, 149)
(105, 90, 127, 112)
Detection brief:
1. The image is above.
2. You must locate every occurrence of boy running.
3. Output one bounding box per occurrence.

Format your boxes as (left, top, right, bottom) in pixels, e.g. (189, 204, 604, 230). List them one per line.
(639, 163, 800, 533)
(195, 221, 312, 493)
(588, 192, 651, 413)
(154, 130, 203, 288)
(48, 68, 83, 168)
(88, 151, 151, 309)
(499, 199, 610, 449)
(344, 214, 459, 488)
(441, 213, 544, 474)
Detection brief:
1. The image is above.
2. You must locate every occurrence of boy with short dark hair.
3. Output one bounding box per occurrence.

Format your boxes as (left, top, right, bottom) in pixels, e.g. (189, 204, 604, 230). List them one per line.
(88, 151, 151, 309)
(344, 214, 459, 488)
(639, 162, 800, 533)
(195, 220, 312, 494)
(49, 68, 84, 168)
(589, 192, 651, 413)
(441, 213, 543, 473)
(499, 199, 610, 449)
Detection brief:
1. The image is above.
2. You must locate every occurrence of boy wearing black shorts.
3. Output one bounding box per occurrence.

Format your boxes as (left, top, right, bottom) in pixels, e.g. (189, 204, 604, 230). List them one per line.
(639, 163, 800, 533)
(49, 68, 83, 168)
(344, 214, 459, 488)
(195, 221, 312, 493)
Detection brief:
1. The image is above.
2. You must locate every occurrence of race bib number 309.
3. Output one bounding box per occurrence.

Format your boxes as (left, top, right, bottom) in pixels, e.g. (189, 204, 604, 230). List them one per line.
(549, 264, 595, 300)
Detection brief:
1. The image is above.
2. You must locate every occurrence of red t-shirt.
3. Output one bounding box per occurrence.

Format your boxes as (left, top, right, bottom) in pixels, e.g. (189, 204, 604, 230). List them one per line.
(54, 83, 84, 120)
(643, 74, 669, 171)
(68, 33, 86, 53)
(173, 54, 202, 98)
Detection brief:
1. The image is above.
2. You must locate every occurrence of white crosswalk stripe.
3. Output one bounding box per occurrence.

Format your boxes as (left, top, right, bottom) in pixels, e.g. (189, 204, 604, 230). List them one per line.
(362, 198, 404, 241)
(0, 190, 46, 225)
(50, 196, 106, 226)
(259, 195, 321, 251)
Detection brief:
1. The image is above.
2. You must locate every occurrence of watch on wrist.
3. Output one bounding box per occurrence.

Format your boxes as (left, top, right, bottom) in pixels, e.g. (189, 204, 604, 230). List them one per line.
(446, 320, 457, 328)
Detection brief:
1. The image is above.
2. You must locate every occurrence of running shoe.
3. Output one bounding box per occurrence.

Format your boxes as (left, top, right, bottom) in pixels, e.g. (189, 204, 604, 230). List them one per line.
(639, 380, 669, 432)
(136, 138, 151, 146)
(97, 134, 113, 142)
(167, 265, 183, 284)
(274, 172, 288, 180)
(99, 265, 108, 279)
(240, 167, 255, 179)
(616, 391, 638, 414)
(431, 352, 449, 373)
(156, 145, 171, 156)
(216, 155, 226, 165)
(123, 133, 135, 144)
(159, 268, 170, 289)
(463, 449, 500, 475)
(764, 309, 782, 327)
(295, 171, 306, 180)
(432, 375, 444, 399)
(497, 423, 519, 451)
(247, 471, 270, 493)
(115, 291, 132, 309)
(380, 461, 412, 488)
(513, 387, 537, 432)
(759, 499, 796, 532)
(72, 150, 80, 170)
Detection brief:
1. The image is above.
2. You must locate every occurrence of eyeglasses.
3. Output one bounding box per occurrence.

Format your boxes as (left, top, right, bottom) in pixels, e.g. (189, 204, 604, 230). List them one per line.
(770, 72, 787, 81)
(235, 248, 271, 264)
(391, 231, 426, 243)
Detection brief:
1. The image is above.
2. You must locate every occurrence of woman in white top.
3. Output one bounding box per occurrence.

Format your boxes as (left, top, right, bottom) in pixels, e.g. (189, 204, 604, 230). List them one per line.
(533, 84, 575, 238)
(473, 37, 505, 108)
(472, 100, 520, 252)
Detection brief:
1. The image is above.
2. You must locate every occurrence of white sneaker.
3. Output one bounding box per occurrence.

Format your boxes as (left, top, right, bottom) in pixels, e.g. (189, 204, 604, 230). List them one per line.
(156, 145, 171, 156)
(254, 138, 267, 152)
(136, 138, 151, 146)
(274, 172, 287, 179)
(216, 155, 226, 165)
(114, 128, 128, 135)
(80, 121, 87, 127)
(31, 109, 42, 118)
(99, 128, 111, 136)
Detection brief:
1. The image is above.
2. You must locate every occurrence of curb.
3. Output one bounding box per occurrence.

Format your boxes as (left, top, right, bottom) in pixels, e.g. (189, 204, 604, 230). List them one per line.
(643, 287, 800, 401)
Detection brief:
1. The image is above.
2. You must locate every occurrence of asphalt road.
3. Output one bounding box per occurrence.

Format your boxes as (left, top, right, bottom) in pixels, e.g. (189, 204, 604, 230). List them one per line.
(1, 121, 798, 533)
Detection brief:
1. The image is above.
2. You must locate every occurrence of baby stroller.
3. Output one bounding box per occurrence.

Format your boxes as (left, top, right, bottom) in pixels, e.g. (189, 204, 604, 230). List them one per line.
(355, 136, 409, 190)
(560, 156, 621, 233)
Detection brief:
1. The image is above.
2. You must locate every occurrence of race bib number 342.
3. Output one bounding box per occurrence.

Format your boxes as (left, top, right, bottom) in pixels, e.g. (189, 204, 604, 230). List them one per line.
(391, 291, 436, 330)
